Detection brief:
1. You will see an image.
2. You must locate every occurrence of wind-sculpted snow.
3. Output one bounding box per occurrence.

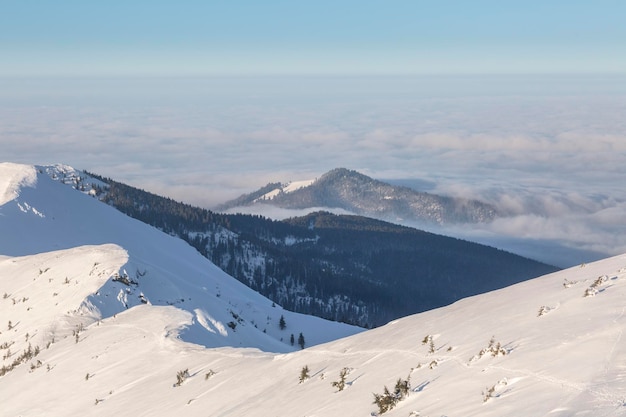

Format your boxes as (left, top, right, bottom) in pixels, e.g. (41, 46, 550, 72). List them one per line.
(0, 162, 37, 206)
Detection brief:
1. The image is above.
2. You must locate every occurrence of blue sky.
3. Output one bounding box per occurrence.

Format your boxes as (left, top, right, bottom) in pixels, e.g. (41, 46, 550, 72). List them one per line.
(2, 0, 625, 76)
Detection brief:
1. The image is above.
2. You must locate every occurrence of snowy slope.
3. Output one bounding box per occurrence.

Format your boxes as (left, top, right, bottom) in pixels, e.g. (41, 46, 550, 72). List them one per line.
(0, 163, 362, 353)
(253, 178, 316, 202)
(2, 162, 626, 416)
(2, 239, 625, 416)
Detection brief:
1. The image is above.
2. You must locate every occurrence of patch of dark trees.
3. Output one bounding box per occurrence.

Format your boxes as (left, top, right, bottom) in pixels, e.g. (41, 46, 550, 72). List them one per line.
(87, 172, 559, 328)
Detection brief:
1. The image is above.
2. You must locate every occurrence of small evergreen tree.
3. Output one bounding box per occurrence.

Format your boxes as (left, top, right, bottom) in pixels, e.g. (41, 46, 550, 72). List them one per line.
(298, 332, 305, 349)
(290, 333, 295, 346)
(299, 365, 310, 383)
(372, 375, 411, 414)
(331, 367, 349, 391)
(394, 376, 411, 398)
(175, 369, 190, 387)
(279, 315, 286, 330)
(373, 386, 396, 414)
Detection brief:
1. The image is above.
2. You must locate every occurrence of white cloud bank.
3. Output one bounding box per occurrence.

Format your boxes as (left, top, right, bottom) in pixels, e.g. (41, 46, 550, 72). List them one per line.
(1, 75, 624, 266)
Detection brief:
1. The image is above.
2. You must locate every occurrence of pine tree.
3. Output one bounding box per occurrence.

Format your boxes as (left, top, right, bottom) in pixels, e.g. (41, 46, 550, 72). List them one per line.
(331, 367, 349, 391)
(174, 369, 190, 387)
(279, 315, 286, 330)
(299, 365, 310, 383)
(298, 332, 305, 349)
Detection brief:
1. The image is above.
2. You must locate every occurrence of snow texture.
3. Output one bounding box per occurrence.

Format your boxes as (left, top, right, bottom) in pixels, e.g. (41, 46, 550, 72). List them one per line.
(2, 162, 626, 416)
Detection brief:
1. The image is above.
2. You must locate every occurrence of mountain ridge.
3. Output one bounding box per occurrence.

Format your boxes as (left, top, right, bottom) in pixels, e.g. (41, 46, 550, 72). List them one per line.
(2, 175, 624, 416)
(0, 162, 362, 353)
(218, 167, 498, 225)
(2, 162, 624, 416)
(80, 167, 557, 327)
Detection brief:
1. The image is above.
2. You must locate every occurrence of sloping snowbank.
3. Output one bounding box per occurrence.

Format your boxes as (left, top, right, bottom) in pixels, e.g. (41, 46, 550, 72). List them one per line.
(0, 162, 37, 206)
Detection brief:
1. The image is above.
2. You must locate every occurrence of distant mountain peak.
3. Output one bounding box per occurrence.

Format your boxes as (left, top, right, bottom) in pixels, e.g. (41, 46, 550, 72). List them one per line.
(320, 167, 364, 178)
(218, 167, 497, 224)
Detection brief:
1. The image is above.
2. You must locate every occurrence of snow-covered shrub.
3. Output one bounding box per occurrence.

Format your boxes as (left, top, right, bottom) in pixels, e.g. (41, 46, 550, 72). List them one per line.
(421, 335, 435, 353)
(584, 275, 608, 297)
(112, 272, 136, 286)
(299, 365, 310, 384)
(537, 306, 550, 316)
(372, 376, 411, 414)
(174, 369, 190, 387)
(470, 336, 508, 361)
(482, 378, 508, 402)
(331, 367, 350, 391)
(0, 341, 14, 350)
(563, 279, 577, 288)
(373, 386, 397, 415)
(29, 360, 42, 373)
(0, 343, 41, 376)
(482, 385, 496, 402)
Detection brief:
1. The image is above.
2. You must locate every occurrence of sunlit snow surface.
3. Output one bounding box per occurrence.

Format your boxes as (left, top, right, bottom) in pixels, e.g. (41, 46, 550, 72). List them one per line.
(1, 163, 625, 416)
(0, 163, 362, 352)
(253, 178, 316, 203)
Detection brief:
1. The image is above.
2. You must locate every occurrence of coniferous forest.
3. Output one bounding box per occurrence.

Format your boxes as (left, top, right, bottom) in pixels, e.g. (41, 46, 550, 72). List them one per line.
(87, 172, 558, 327)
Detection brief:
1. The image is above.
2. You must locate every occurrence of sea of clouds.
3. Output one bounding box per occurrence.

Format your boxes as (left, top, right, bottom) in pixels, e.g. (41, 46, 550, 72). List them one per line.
(1, 75, 624, 266)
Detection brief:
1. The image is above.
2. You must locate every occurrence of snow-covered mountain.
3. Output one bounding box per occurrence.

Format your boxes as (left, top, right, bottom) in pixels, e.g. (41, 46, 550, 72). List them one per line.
(87, 170, 557, 327)
(0, 163, 362, 353)
(2, 162, 626, 416)
(217, 167, 497, 225)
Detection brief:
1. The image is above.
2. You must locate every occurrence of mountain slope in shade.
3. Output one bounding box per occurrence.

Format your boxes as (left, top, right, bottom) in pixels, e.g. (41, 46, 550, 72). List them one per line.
(84, 169, 557, 327)
(2, 220, 625, 415)
(218, 167, 497, 224)
(0, 162, 363, 354)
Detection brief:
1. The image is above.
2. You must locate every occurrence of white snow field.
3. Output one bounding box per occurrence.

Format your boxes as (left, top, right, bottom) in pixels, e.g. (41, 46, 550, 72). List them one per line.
(1, 162, 625, 416)
(253, 178, 316, 203)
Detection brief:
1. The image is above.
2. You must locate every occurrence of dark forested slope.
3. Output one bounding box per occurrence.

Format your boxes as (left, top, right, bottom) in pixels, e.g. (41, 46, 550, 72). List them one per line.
(86, 172, 558, 327)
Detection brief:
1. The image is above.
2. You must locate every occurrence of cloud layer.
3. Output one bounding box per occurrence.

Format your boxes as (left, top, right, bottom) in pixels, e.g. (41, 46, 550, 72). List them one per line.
(1, 75, 624, 266)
